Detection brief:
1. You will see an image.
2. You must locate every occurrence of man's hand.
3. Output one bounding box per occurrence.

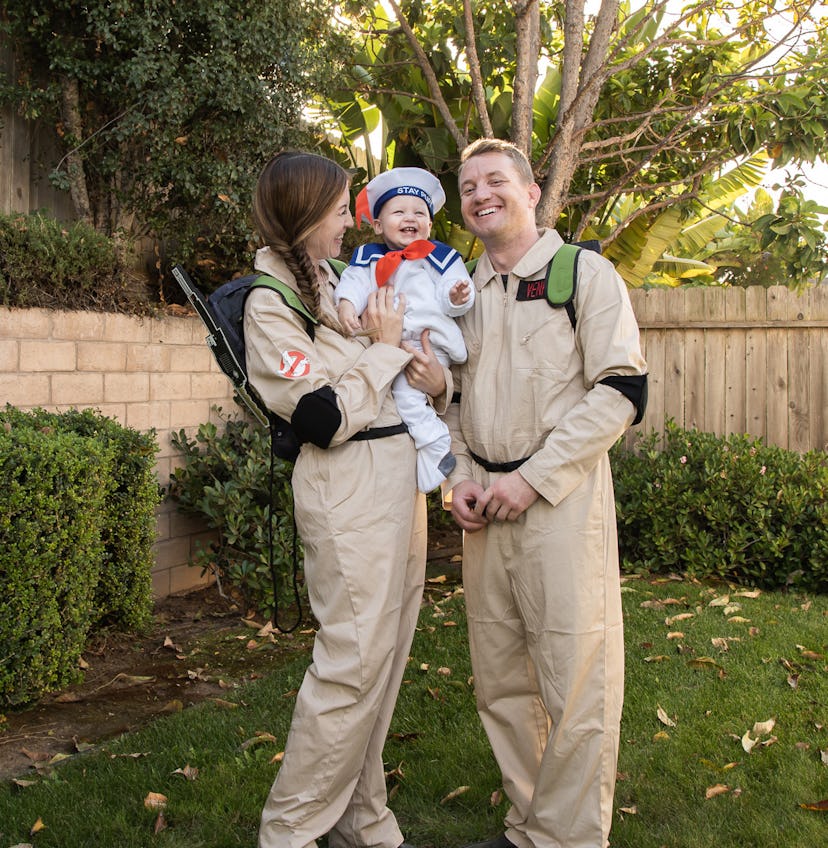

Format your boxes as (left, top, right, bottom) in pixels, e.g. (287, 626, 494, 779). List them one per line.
(474, 471, 539, 523)
(450, 479, 489, 533)
(403, 330, 447, 398)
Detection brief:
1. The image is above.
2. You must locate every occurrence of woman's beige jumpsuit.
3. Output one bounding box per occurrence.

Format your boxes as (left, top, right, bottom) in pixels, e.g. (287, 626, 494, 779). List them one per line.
(245, 248, 425, 848)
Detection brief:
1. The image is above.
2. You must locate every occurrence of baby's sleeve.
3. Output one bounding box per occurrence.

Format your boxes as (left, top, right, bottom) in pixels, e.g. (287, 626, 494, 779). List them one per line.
(333, 265, 374, 316)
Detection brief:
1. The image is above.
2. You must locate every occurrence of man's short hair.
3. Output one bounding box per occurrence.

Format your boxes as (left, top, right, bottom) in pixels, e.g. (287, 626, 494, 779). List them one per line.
(459, 138, 535, 185)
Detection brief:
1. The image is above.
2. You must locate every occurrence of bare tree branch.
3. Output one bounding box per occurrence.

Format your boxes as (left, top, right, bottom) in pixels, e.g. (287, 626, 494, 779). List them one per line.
(511, 0, 540, 154)
(385, 0, 467, 150)
(463, 0, 494, 138)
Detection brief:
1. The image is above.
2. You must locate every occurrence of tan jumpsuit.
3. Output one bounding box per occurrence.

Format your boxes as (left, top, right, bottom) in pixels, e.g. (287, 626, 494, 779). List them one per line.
(245, 249, 425, 848)
(444, 229, 647, 848)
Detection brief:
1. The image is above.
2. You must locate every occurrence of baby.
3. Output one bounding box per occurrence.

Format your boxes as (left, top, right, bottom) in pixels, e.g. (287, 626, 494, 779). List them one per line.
(335, 167, 475, 492)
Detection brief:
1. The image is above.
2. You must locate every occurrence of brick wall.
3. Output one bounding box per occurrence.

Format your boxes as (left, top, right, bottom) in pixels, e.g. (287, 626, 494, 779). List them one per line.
(0, 305, 242, 598)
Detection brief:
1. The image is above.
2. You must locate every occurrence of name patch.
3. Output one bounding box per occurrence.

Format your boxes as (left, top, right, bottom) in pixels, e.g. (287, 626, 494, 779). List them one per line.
(516, 278, 547, 301)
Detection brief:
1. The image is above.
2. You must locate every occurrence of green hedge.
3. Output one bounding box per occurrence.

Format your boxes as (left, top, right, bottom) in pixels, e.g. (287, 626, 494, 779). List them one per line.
(611, 421, 827, 592)
(0, 407, 160, 707)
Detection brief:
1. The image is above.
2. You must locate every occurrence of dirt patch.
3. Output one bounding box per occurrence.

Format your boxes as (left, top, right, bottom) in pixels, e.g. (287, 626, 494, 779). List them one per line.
(0, 527, 463, 782)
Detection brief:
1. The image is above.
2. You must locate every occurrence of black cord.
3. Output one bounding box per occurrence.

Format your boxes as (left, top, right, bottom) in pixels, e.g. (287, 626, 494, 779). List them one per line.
(269, 422, 302, 633)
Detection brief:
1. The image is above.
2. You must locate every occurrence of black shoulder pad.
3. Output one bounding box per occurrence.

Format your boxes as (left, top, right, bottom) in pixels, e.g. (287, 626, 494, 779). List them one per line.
(598, 374, 648, 425)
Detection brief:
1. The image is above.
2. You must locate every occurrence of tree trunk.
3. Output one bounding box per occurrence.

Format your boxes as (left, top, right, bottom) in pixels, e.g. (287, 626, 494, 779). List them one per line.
(59, 75, 93, 226)
(511, 0, 540, 155)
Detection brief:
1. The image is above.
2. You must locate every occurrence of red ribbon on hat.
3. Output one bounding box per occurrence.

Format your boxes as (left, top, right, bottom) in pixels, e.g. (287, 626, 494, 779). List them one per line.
(355, 187, 371, 229)
(374, 240, 435, 287)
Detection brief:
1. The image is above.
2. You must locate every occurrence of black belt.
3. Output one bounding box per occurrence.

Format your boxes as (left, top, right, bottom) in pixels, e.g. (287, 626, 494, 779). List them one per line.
(349, 423, 409, 441)
(469, 450, 530, 473)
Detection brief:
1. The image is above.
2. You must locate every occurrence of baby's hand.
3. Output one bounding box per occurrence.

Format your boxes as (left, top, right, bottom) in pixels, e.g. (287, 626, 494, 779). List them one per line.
(450, 280, 471, 306)
(337, 300, 362, 335)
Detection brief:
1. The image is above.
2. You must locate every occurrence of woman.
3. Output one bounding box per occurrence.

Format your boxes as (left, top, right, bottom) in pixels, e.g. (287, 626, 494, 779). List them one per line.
(245, 151, 443, 848)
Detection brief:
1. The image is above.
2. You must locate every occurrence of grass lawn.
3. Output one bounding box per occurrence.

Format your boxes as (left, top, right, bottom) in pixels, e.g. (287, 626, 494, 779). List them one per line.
(1, 573, 826, 847)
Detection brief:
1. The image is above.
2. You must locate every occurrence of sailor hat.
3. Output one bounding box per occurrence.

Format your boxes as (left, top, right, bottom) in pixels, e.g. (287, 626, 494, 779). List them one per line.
(355, 167, 446, 226)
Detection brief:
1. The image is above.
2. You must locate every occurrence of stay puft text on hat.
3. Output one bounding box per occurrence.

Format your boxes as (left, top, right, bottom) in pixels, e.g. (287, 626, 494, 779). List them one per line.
(355, 167, 446, 226)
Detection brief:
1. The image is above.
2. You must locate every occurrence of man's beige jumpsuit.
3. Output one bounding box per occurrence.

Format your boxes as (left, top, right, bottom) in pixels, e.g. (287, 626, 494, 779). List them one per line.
(245, 248, 425, 848)
(445, 229, 647, 848)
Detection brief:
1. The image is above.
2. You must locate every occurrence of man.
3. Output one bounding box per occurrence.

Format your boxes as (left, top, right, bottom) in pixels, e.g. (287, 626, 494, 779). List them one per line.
(445, 138, 647, 848)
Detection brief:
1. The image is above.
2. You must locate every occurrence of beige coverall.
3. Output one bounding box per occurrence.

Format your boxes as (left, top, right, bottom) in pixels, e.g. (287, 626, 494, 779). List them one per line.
(245, 248, 425, 848)
(444, 229, 647, 848)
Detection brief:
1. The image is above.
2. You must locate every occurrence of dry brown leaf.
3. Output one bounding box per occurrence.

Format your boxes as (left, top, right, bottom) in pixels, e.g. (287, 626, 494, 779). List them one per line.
(490, 789, 503, 806)
(652, 730, 670, 741)
(270, 751, 285, 764)
(240, 732, 277, 750)
(797, 645, 824, 661)
(172, 764, 200, 780)
(733, 589, 761, 599)
(799, 798, 828, 811)
(723, 603, 742, 616)
(753, 718, 776, 736)
(705, 784, 730, 799)
(427, 575, 447, 584)
(144, 791, 168, 809)
(639, 599, 665, 609)
(54, 692, 82, 703)
(440, 785, 470, 804)
(443, 621, 458, 627)
(208, 698, 238, 709)
(741, 731, 758, 753)
(665, 613, 695, 626)
(687, 657, 722, 671)
(821, 749, 828, 766)
(708, 595, 730, 607)
(657, 706, 676, 727)
(727, 616, 751, 623)
(153, 811, 168, 834)
(437, 667, 451, 676)
(29, 818, 46, 835)
(618, 805, 638, 815)
(643, 655, 670, 663)
(666, 631, 685, 640)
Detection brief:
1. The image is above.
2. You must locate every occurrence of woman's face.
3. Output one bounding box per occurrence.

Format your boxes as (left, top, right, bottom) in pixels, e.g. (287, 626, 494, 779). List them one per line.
(305, 187, 354, 262)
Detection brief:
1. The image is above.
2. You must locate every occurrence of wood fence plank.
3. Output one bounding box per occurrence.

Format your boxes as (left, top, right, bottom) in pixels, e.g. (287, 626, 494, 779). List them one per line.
(765, 327, 789, 449)
(703, 289, 727, 435)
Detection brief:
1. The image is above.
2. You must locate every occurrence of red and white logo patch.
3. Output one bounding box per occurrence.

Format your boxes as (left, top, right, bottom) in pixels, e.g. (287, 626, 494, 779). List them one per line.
(278, 349, 311, 379)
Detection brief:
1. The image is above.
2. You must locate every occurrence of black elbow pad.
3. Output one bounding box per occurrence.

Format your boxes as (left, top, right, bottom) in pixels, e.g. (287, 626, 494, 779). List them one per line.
(291, 385, 341, 448)
(598, 374, 648, 425)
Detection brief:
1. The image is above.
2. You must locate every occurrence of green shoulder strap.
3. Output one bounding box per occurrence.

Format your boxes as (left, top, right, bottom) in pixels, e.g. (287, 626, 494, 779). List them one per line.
(466, 247, 580, 327)
(328, 257, 347, 277)
(251, 275, 318, 327)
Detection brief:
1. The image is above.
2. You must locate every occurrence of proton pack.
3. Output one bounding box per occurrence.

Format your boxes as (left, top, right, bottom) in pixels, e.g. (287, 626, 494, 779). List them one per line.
(171, 262, 344, 461)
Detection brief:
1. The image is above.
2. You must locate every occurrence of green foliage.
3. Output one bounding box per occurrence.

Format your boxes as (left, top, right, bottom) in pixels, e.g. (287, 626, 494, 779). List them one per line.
(611, 422, 828, 592)
(0, 406, 159, 707)
(168, 411, 300, 620)
(0, 211, 146, 312)
(0, 0, 351, 283)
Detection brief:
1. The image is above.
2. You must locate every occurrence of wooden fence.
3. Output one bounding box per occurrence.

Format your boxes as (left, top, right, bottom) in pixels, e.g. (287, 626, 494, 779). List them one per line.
(1, 42, 75, 219)
(627, 285, 828, 453)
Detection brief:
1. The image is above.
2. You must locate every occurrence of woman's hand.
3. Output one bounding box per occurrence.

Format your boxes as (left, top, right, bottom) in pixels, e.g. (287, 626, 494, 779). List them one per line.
(364, 285, 405, 346)
(403, 330, 447, 398)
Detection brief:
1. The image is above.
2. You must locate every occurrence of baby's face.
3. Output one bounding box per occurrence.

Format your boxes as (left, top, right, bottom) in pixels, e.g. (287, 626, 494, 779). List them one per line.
(373, 196, 432, 250)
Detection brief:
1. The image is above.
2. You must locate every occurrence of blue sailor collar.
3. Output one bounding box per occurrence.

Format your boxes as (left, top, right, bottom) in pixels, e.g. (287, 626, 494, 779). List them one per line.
(350, 240, 460, 275)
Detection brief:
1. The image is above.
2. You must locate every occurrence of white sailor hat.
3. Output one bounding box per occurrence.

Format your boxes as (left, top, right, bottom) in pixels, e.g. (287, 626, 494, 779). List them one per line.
(355, 167, 446, 226)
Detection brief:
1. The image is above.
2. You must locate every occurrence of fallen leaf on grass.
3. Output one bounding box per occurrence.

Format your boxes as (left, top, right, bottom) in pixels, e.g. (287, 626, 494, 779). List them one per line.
(821, 749, 828, 766)
(753, 718, 776, 736)
(618, 804, 638, 815)
(727, 616, 751, 623)
(708, 595, 730, 607)
(705, 784, 730, 799)
(441, 785, 470, 804)
(172, 764, 199, 780)
(29, 818, 46, 835)
(144, 792, 168, 809)
(427, 575, 447, 584)
(733, 589, 761, 599)
(666, 631, 685, 640)
(12, 778, 38, 788)
(240, 732, 277, 750)
(643, 655, 670, 663)
(270, 751, 285, 764)
(665, 613, 695, 626)
(799, 799, 828, 811)
(657, 706, 676, 727)
(687, 656, 723, 671)
(153, 811, 168, 834)
(797, 645, 824, 661)
(208, 698, 238, 709)
(653, 731, 670, 741)
(163, 635, 183, 653)
(490, 789, 503, 806)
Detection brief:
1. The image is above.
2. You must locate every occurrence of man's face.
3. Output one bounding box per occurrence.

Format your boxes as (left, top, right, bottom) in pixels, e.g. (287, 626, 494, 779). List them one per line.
(372, 195, 432, 250)
(459, 151, 540, 243)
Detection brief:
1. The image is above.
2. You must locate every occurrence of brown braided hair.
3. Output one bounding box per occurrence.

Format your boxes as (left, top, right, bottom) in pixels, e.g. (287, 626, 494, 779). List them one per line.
(252, 151, 349, 335)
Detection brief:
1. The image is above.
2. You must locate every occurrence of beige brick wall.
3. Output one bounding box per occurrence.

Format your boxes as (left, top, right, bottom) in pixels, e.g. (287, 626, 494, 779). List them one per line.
(0, 305, 245, 599)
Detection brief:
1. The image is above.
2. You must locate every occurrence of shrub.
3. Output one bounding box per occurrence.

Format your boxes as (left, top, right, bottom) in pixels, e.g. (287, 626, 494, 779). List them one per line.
(0, 407, 160, 706)
(168, 412, 299, 623)
(611, 421, 828, 592)
(0, 211, 150, 312)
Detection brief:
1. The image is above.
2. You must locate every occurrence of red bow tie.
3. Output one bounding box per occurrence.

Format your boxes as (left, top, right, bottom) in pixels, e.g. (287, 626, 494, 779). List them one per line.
(375, 240, 435, 287)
